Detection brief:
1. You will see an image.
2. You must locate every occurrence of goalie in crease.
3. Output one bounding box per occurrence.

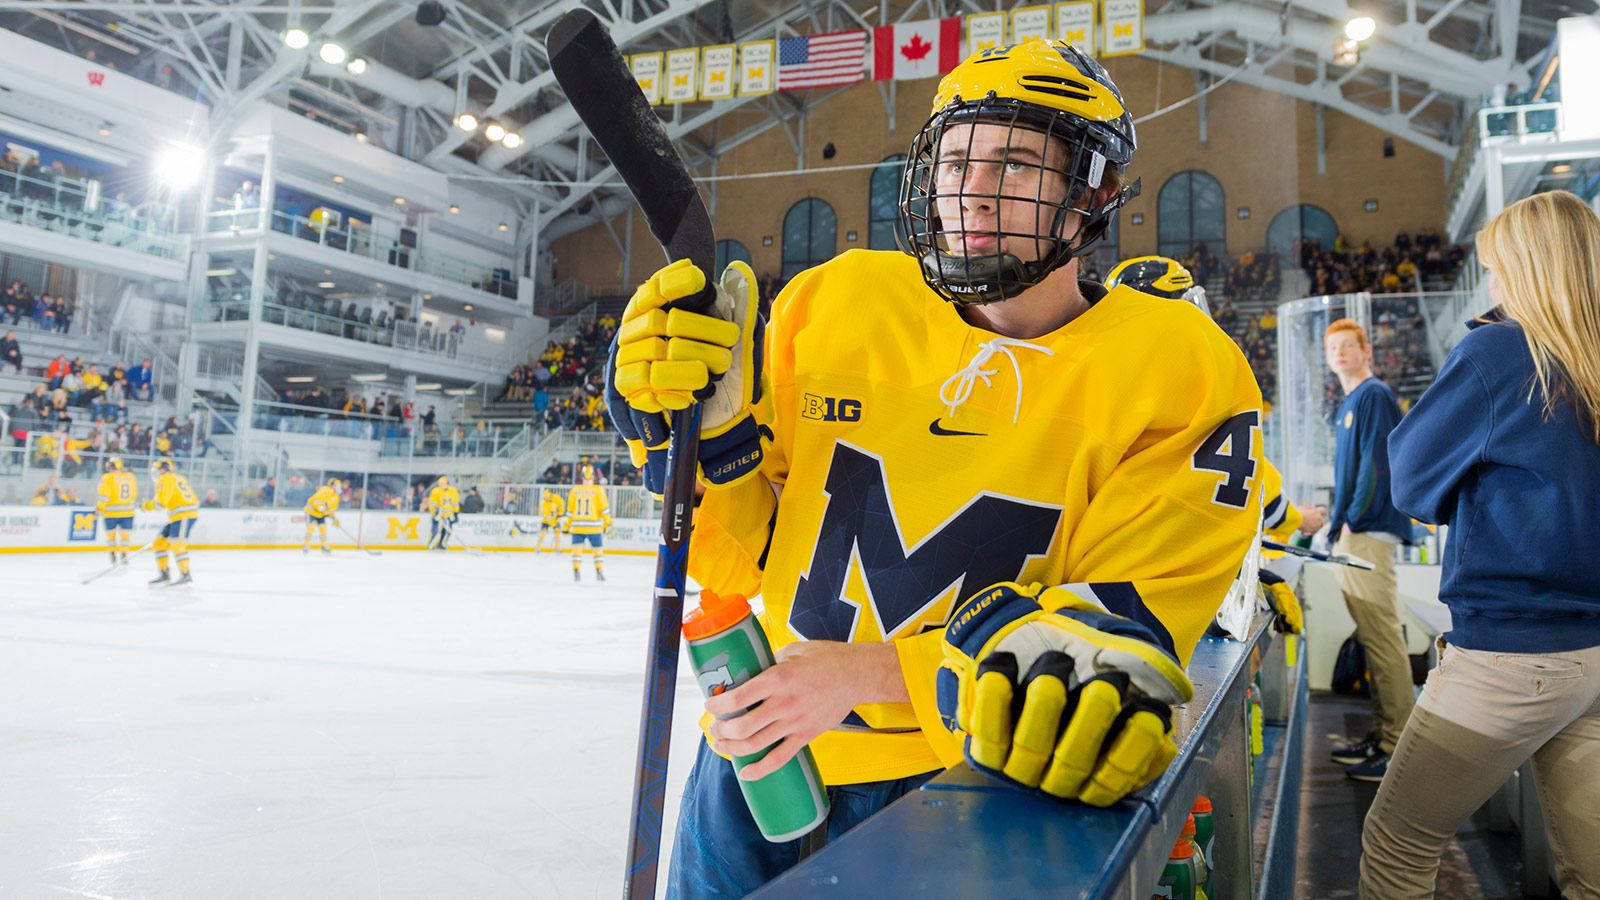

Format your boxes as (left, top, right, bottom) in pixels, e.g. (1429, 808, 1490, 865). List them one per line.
(605, 39, 1263, 897)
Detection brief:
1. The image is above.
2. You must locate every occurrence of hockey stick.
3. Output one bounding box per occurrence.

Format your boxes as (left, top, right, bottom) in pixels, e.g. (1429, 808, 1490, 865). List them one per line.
(1261, 538, 1376, 571)
(80, 538, 156, 584)
(547, 11, 719, 899)
(332, 520, 381, 556)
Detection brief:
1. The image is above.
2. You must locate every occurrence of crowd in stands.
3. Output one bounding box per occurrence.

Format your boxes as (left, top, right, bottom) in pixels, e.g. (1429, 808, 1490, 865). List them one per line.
(2, 279, 80, 334)
(498, 315, 618, 433)
(5, 347, 159, 449)
(1299, 230, 1465, 296)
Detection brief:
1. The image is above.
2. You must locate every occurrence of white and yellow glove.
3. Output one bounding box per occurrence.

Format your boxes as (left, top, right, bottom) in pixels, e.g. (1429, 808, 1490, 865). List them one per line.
(938, 582, 1194, 807)
(1258, 569, 1303, 635)
(604, 258, 765, 493)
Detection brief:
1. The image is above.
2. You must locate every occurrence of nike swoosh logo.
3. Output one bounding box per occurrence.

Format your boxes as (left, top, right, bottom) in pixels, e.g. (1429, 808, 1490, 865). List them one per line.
(929, 418, 986, 437)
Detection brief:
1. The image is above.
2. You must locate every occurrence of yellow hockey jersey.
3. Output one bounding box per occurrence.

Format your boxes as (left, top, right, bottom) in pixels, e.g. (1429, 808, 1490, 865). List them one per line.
(540, 491, 565, 526)
(304, 486, 341, 519)
(426, 485, 461, 517)
(97, 470, 138, 517)
(148, 471, 199, 522)
(564, 484, 611, 534)
(1258, 458, 1303, 545)
(689, 249, 1265, 785)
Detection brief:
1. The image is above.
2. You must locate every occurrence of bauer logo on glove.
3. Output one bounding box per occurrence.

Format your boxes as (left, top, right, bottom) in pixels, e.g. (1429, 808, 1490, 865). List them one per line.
(937, 582, 1193, 807)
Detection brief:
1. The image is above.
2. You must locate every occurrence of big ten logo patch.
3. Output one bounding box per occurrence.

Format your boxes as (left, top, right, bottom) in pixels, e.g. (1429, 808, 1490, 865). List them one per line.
(385, 517, 419, 540)
(69, 510, 98, 541)
(801, 393, 862, 423)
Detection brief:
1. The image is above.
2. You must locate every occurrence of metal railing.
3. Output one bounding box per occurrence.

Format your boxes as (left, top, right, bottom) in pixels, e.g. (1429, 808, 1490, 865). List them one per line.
(195, 295, 516, 371)
(204, 206, 518, 299)
(0, 168, 184, 259)
(1446, 101, 1564, 223)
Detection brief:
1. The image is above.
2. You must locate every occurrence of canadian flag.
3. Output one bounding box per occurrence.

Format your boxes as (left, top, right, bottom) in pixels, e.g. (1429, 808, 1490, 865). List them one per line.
(872, 18, 962, 82)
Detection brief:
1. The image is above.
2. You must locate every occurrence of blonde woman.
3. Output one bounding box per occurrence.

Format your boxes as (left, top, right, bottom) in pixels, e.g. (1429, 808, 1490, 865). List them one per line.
(1361, 189, 1600, 897)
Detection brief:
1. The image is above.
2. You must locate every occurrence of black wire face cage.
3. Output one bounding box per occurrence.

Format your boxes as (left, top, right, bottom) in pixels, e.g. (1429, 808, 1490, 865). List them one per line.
(898, 96, 1132, 306)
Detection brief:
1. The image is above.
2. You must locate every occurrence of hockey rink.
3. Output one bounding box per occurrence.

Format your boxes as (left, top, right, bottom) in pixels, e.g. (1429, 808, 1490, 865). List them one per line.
(0, 550, 704, 898)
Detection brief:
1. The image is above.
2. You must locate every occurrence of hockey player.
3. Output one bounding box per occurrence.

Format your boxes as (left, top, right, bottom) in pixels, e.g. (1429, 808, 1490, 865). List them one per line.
(607, 40, 1264, 894)
(562, 467, 610, 581)
(537, 487, 565, 553)
(424, 476, 461, 550)
(1108, 255, 1321, 634)
(96, 457, 137, 564)
(303, 478, 342, 555)
(144, 458, 198, 586)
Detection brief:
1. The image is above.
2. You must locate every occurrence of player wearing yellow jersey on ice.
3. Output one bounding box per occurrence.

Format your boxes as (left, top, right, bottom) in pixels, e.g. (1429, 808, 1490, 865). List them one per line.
(96, 457, 138, 564)
(1108, 255, 1325, 635)
(143, 458, 198, 586)
(537, 487, 565, 553)
(607, 41, 1264, 895)
(562, 466, 610, 581)
(303, 478, 342, 555)
(424, 476, 461, 550)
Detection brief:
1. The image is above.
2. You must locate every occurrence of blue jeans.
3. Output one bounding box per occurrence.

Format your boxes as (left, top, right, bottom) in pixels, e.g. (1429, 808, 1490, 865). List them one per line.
(667, 737, 937, 898)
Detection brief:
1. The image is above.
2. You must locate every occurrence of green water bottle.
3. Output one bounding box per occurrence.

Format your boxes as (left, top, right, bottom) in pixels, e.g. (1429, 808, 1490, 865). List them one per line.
(1153, 814, 1207, 900)
(683, 590, 829, 842)
(1191, 795, 1214, 891)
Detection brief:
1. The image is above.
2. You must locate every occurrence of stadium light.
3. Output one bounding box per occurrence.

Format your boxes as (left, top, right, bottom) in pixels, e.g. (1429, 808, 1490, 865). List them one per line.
(284, 28, 310, 49)
(1344, 16, 1376, 42)
(454, 112, 478, 132)
(501, 131, 524, 149)
(318, 42, 347, 65)
(155, 142, 205, 189)
(483, 121, 507, 142)
(346, 57, 369, 75)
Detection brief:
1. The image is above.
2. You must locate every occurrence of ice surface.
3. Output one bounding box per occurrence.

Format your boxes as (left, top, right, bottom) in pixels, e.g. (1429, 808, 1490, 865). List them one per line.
(0, 550, 704, 898)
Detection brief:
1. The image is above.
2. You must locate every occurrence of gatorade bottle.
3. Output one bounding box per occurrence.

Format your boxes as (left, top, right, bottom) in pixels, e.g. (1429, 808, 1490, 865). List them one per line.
(1191, 795, 1214, 891)
(1154, 814, 1206, 900)
(683, 590, 830, 842)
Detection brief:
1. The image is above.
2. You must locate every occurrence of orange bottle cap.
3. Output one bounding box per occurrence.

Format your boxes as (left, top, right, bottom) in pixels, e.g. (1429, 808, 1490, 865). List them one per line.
(682, 590, 753, 641)
(1181, 813, 1196, 839)
(1192, 795, 1212, 814)
(1170, 838, 1194, 859)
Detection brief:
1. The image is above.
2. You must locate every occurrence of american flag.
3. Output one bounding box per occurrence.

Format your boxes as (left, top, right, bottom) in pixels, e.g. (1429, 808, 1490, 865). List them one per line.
(777, 29, 867, 90)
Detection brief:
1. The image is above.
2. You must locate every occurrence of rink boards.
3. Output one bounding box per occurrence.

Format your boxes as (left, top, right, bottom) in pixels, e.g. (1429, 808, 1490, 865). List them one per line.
(0, 505, 663, 554)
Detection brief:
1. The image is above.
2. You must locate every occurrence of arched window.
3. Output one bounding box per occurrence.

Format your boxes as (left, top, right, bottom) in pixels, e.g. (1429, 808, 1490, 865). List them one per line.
(1266, 204, 1337, 261)
(715, 239, 751, 271)
(868, 155, 906, 250)
(781, 198, 837, 279)
(1157, 170, 1225, 258)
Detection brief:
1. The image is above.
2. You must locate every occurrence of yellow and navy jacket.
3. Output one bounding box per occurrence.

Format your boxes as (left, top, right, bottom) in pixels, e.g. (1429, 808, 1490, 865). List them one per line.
(97, 470, 138, 517)
(540, 491, 565, 526)
(564, 484, 611, 534)
(304, 486, 340, 520)
(148, 471, 199, 522)
(688, 249, 1265, 785)
(425, 485, 461, 518)
(1258, 458, 1302, 546)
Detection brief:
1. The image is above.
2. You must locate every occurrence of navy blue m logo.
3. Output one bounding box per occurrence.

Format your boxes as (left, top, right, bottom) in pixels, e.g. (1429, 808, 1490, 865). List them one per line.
(789, 443, 1062, 641)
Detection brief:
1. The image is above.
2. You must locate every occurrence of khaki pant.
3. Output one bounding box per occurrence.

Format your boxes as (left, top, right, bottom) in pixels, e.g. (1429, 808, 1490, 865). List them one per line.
(1361, 640, 1600, 898)
(1335, 530, 1415, 751)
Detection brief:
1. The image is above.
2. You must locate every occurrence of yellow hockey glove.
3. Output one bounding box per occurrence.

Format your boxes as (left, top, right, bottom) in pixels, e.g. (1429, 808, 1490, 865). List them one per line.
(604, 258, 766, 493)
(1258, 569, 1303, 635)
(938, 582, 1193, 807)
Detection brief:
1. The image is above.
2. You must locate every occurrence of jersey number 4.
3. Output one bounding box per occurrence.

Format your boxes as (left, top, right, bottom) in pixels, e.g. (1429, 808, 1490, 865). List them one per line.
(1193, 410, 1260, 509)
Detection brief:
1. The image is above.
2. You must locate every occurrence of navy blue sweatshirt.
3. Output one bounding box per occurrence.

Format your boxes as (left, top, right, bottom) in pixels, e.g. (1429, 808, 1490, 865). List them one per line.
(1389, 313, 1600, 652)
(1329, 376, 1413, 540)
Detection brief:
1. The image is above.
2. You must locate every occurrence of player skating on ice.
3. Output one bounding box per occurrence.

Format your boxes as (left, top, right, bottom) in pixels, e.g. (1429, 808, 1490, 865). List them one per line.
(536, 487, 565, 554)
(424, 476, 461, 550)
(144, 458, 198, 586)
(562, 466, 610, 581)
(96, 457, 137, 565)
(302, 478, 341, 555)
(605, 40, 1264, 894)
